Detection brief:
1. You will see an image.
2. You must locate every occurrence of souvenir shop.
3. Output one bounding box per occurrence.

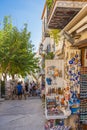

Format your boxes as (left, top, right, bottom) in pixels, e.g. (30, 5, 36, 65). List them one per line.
(44, 45, 81, 130)
(63, 4, 87, 129)
(44, 44, 87, 130)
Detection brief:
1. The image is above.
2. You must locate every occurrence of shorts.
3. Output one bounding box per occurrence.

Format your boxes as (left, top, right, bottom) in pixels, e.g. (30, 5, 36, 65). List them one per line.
(17, 92, 22, 95)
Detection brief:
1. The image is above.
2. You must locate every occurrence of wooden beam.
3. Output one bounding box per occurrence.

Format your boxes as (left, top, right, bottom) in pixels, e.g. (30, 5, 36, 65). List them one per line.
(69, 16, 87, 33)
(74, 39, 87, 48)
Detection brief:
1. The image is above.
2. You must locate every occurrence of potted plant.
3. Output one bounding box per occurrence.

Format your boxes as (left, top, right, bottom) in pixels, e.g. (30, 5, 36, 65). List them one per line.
(46, 0, 53, 9)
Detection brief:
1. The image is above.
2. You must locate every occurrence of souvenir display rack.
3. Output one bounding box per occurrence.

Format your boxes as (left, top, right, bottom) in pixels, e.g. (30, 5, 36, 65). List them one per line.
(64, 49, 81, 92)
(80, 67, 87, 124)
(45, 60, 71, 120)
(62, 49, 81, 130)
(5, 80, 16, 99)
(64, 49, 81, 114)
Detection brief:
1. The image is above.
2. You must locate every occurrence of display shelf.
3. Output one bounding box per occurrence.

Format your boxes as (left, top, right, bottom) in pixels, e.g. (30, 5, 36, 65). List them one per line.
(46, 95, 61, 98)
(45, 60, 71, 121)
(45, 110, 67, 120)
(44, 119, 71, 130)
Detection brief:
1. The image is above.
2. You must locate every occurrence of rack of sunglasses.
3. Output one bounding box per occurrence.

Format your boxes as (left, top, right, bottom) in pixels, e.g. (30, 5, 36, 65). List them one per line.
(80, 67, 87, 124)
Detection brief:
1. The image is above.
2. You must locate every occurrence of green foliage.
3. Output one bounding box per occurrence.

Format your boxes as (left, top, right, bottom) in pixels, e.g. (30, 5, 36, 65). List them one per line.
(0, 16, 39, 79)
(46, 0, 53, 9)
(45, 52, 54, 59)
(42, 52, 54, 69)
(49, 29, 60, 45)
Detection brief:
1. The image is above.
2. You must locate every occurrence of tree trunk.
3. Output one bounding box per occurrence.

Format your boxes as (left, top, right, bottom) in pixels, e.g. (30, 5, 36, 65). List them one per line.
(12, 75, 15, 80)
(3, 73, 7, 81)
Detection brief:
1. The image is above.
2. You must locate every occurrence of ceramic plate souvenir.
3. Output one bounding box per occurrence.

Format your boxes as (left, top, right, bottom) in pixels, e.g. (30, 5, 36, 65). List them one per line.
(78, 72, 80, 75)
(69, 70, 72, 74)
(72, 58, 75, 61)
(69, 60, 73, 64)
(75, 54, 78, 58)
(73, 73, 76, 77)
(78, 63, 81, 66)
(75, 76, 78, 80)
(70, 78, 73, 81)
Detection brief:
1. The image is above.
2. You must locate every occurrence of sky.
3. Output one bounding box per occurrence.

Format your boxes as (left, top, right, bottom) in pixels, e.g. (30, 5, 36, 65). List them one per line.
(0, 0, 46, 51)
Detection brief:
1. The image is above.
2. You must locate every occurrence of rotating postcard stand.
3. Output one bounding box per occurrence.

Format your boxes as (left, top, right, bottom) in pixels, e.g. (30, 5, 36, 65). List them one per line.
(45, 60, 71, 120)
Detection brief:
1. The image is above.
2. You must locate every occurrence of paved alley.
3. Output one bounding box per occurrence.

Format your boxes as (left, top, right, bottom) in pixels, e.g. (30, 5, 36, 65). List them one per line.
(0, 98, 45, 130)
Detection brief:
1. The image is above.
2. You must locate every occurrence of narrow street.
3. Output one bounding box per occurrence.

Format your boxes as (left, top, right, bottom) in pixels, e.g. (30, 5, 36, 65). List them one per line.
(0, 98, 45, 130)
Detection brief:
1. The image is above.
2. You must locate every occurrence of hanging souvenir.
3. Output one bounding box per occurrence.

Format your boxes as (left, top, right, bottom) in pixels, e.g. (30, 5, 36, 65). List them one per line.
(69, 91, 80, 114)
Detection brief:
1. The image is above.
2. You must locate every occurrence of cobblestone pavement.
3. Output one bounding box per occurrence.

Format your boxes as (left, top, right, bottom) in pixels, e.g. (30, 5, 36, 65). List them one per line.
(0, 97, 45, 130)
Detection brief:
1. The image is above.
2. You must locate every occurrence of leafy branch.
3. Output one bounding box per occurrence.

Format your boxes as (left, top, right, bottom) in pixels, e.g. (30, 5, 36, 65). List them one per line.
(49, 29, 60, 45)
(46, 0, 53, 9)
(42, 52, 54, 69)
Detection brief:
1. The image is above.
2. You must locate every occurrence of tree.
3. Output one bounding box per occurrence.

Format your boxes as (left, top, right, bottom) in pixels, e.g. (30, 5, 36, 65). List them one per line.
(0, 16, 39, 80)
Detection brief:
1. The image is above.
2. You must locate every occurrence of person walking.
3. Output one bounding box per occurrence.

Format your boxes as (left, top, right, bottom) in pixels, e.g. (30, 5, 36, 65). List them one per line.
(20, 81, 26, 99)
(16, 82, 23, 99)
(32, 81, 37, 96)
(25, 82, 29, 97)
(29, 82, 33, 96)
